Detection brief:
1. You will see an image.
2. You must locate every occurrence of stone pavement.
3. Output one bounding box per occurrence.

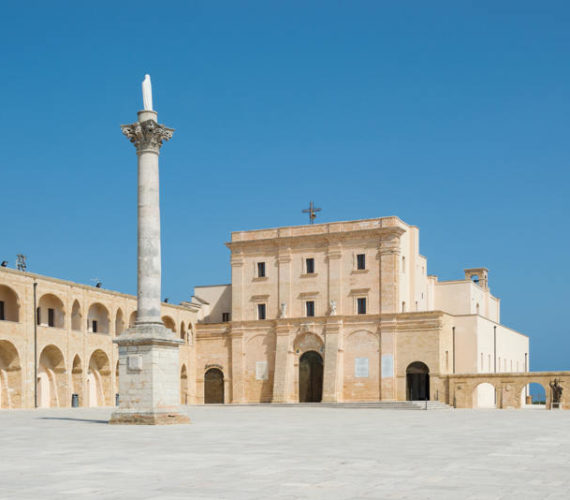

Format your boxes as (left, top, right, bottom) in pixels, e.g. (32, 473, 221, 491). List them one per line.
(0, 406, 569, 499)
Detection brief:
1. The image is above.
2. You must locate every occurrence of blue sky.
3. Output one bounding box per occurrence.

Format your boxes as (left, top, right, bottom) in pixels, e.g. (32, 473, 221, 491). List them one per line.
(1, 2, 569, 370)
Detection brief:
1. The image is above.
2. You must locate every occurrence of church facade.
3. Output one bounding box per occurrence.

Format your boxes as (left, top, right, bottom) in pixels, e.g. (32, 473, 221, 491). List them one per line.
(3, 215, 565, 410)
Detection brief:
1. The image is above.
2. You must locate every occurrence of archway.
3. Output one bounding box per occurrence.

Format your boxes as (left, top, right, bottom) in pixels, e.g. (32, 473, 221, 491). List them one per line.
(180, 365, 188, 405)
(71, 355, 83, 406)
(299, 351, 323, 403)
(406, 361, 430, 401)
(38, 345, 66, 407)
(204, 368, 224, 404)
(128, 311, 137, 328)
(115, 308, 125, 336)
(38, 293, 65, 328)
(162, 316, 176, 334)
(0, 340, 21, 408)
(521, 382, 547, 409)
(87, 303, 110, 334)
(0, 285, 20, 322)
(87, 349, 111, 407)
(472, 382, 496, 408)
(71, 300, 82, 331)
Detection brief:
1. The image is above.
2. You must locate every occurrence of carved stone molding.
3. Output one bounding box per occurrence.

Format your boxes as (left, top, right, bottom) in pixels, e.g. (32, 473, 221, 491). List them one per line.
(121, 119, 174, 153)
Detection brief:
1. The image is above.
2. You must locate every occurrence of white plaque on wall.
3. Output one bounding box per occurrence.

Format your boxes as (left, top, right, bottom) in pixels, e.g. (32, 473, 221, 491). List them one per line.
(381, 354, 394, 378)
(354, 357, 369, 378)
(255, 361, 268, 380)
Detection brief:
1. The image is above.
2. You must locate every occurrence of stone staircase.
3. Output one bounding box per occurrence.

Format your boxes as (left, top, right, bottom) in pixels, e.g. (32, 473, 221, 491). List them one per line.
(220, 401, 453, 410)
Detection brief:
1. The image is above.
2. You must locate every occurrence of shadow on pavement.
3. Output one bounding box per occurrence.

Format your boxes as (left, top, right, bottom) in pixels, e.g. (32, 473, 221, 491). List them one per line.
(40, 417, 109, 424)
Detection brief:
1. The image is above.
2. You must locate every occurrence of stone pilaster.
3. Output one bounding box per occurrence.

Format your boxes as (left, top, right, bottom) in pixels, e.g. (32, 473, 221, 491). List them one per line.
(230, 326, 245, 403)
(277, 247, 292, 316)
(326, 242, 342, 314)
(322, 318, 343, 402)
(272, 323, 293, 403)
(379, 317, 397, 401)
(230, 250, 245, 321)
(110, 108, 188, 425)
(379, 229, 403, 314)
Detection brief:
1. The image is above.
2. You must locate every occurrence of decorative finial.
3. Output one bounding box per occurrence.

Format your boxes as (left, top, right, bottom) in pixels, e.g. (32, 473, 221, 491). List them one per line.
(142, 74, 153, 111)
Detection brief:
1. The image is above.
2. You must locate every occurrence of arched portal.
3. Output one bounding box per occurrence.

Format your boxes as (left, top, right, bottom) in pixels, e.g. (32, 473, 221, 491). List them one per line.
(88, 303, 110, 334)
(406, 361, 430, 401)
(0, 285, 20, 322)
(521, 382, 547, 409)
(204, 368, 224, 404)
(180, 365, 188, 405)
(87, 349, 111, 407)
(38, 345, 66, 407)
(71, 300, 82, 331)
(299, 351, 323, 403)
(0, 340, 22, 408)
(472, 382, 496, 408)
(71, 355, 83, 406)
(162, 316, 176, 334)
(38, 293, 65, 328)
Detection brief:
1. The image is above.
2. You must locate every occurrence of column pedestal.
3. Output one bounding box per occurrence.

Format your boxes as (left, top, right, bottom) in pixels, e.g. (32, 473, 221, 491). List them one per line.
(110, 324, 190, 425)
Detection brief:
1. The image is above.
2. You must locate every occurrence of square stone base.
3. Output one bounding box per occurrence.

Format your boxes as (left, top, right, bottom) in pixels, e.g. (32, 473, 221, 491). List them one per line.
(109, 408, 190, 425)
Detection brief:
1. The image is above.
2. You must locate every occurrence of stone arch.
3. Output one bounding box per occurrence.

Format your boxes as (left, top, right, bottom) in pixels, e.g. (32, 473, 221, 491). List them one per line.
(293, 332, 324, 355)
(180, 321, 186, 341)
(520, 381, 547, 409)
(115, 308, 125, 336)
(0, 285, 20, 322)
(245, 334, 276, 402)
(38, 293, 65, 328)
(129, 310, 137, 328)
(71, 354, 83, 406)
(204, 368, 224, 404)
(406, 361, 430, 401)
(87, 349, 111, 407)
(180, 364, 188, 405)
(38, 344, 66, 408)
(299, 351, 323, 403)
(71, 300, 82, 331)
(472, 382, 496, 408)
(343, 330, 379, 401)
(0, 340, 22, 408)
(162, 316, 176, 334)
(87, 303, 110, 334)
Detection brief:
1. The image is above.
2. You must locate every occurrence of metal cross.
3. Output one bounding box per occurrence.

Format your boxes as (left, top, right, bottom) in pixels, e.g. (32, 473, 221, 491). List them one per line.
(302, 201, 321, 224)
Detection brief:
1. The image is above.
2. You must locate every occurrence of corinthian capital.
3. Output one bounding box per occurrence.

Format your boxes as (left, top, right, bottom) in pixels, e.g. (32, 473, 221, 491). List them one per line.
(121, 119, 174, 152)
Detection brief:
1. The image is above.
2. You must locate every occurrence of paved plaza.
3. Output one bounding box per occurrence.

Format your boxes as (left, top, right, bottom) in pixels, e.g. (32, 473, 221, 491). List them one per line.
(1, 406, 569, 499)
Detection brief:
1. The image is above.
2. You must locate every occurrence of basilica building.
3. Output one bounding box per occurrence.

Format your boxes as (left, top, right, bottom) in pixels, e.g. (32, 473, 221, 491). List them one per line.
(0, 216, 541, 410)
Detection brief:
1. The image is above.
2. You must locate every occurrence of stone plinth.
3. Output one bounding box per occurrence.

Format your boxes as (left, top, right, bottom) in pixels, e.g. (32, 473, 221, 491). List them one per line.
(110, 324, 190, 425)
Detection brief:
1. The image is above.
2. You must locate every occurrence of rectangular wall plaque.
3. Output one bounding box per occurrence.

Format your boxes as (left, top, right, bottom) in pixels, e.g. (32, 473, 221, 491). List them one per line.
(354, 357, 369, 378)
(255, 361, 268, 380)
(127, 355, 143, 372)
(381, 354, 394, 378)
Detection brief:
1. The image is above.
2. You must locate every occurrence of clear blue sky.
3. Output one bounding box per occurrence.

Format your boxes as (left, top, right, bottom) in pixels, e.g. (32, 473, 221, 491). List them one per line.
(1, 2, 569, 370)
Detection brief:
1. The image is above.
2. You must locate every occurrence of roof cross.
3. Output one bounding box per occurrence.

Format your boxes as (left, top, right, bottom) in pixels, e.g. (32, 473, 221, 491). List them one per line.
(302, 201, 321, 224)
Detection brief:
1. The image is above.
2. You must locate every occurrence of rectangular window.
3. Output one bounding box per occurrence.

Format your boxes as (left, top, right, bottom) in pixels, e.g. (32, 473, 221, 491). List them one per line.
(92, 320, 98, 333)
(222, 312, 230, 322)
(306, 301, 315, 317)
(36, 307, 41, 325)
(357, 297, 367, 315)
(48, 308, 55, 327)
(306, 258, 315, 274)
(257, 262, 266, 278)
(0, 301, 4, 321)
(257, 303, 266, 320)
(356, 254, 366, 270)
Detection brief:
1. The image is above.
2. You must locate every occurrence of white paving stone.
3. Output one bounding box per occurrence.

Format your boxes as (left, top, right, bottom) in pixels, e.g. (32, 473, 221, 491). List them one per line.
(1, 406, 569, 499)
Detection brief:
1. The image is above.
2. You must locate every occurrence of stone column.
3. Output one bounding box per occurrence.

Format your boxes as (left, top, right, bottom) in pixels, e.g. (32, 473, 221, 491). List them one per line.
(109, 110, 189, 425)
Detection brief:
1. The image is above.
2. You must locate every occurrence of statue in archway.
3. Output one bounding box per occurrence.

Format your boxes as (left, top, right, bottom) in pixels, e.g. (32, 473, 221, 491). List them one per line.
(550, 378, 563, 404)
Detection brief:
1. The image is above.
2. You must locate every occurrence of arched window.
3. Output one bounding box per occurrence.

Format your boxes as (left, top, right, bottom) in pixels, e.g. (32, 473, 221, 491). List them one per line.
(87, 303, 110, 334)
(71, 300, 82, 331)
(0, 285, 20, 322)
(38, 294, 65, 328)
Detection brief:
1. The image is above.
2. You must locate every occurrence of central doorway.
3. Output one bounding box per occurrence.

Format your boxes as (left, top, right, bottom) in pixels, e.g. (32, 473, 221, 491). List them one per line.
(406, 361, 430, 401)
(299, 351, 323, 402)
(204, 368, 224, 404)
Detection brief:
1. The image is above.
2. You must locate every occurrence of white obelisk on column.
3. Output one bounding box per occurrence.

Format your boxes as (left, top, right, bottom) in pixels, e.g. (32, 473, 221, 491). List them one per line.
(110, 75, 190, 425)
